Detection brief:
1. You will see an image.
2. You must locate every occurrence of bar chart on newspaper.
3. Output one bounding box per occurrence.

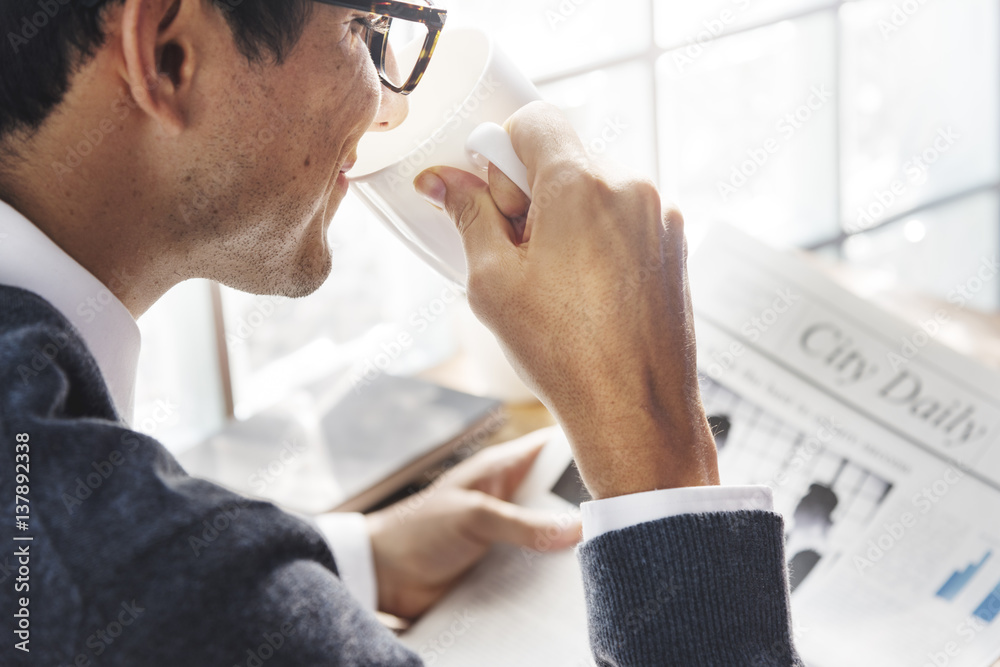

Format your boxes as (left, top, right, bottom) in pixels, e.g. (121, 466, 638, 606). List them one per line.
(700, 376, 894, 593)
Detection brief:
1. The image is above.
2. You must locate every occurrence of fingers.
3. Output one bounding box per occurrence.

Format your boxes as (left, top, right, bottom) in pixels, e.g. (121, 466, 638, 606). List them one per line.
(414, 166, 522, 282)
(504, 101, 589, 186)
(446, 434, 548, 497)
(487, 163, 531, 243)
(468, 493, 582, 552)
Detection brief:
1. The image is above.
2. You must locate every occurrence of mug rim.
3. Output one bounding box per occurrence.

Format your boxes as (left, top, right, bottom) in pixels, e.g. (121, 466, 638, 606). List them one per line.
(348, 26, 497, 180)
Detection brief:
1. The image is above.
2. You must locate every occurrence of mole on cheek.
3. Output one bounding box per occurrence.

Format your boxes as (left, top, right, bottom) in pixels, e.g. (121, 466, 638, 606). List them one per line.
(304, 156, 311, 167)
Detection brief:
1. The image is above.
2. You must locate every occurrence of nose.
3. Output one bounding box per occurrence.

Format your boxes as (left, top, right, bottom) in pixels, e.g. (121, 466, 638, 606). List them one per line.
(367, 44, 409, 132)
(369, 84, 408, 132)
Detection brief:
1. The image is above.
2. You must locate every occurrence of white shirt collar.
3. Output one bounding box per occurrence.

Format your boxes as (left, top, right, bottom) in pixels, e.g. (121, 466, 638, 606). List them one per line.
(0, 199, 140, 424)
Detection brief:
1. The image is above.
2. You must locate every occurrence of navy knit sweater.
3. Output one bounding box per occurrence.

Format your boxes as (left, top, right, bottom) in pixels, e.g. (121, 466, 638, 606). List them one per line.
(0, 285, 802, 666)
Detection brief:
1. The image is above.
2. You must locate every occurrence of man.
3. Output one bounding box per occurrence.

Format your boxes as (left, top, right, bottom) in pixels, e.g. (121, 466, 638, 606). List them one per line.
(0, 0, 802, 664)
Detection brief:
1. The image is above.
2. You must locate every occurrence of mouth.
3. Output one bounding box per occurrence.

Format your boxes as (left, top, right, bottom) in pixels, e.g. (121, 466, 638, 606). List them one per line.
(336, 154, 357, 191)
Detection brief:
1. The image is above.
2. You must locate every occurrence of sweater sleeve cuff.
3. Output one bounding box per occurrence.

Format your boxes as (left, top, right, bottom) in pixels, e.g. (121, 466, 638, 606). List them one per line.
(578, 511, 801, 665)
(581, 485, 773, 541)
(315, 512, 378, 612)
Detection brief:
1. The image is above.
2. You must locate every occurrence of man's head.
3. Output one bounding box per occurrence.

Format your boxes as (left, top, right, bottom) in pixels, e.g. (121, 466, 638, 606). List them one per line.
(0, 0, 407, 315)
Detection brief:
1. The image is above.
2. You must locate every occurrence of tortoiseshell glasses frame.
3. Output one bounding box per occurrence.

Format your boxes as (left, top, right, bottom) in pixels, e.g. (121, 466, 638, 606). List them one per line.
(314, 0, 448, 95)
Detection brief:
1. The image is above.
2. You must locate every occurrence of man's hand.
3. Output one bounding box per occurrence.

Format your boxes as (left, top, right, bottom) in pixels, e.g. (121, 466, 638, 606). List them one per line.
(414, 102, 720, 500)
(366, 435, 582, 620)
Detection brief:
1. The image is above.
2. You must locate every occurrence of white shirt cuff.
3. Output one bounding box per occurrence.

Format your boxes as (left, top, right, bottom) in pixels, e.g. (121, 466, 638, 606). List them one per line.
(315, 512, 378, 611)
(581, 485, 774, 542)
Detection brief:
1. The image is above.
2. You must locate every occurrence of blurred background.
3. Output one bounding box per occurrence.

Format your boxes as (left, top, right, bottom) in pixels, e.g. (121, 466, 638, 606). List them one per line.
(136, 0, 1000, 453)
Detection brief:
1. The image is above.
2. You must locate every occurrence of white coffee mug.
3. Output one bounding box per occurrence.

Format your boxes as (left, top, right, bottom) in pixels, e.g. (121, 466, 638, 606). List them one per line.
(348, 27, 540, 286)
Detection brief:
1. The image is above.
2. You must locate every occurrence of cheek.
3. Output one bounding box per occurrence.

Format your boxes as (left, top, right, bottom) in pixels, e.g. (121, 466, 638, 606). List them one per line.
(307, 52, 381, 159)
(359, 63, 383, 128)
(344, 42, 383, 128)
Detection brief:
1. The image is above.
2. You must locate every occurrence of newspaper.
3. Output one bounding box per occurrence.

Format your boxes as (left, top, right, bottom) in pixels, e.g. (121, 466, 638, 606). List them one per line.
(400, 224, 1000, 666)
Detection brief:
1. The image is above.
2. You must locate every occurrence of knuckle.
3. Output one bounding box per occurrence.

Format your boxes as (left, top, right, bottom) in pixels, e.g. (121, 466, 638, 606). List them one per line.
(465, 492, 495, 524)
(465, 257, 514, 327)
(465, 281, 502, 335)
(465, 255, 496, 299)
(455, 195, 485, 236)
(513, 100, 558, 126)
(663, 203, 685, 230)
(627, 178, 663, 218)
(632, 178, 662, 207)
(538, 157, 590, 185)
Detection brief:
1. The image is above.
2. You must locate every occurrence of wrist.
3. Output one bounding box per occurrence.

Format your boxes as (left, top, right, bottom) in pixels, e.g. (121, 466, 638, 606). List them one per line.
(557, 401, 720, 500)
(365, 511, 401, 616)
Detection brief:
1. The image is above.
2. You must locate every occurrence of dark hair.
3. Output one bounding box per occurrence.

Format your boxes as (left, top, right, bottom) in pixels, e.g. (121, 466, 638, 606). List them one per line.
(0, 0, 313, 143)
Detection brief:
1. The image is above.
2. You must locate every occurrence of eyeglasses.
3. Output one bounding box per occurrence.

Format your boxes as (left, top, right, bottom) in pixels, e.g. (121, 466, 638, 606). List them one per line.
(315, 0, 448, 95)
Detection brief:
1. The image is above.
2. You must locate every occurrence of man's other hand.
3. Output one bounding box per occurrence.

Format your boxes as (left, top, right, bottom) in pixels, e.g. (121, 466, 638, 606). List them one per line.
(366, 435, 581, 620)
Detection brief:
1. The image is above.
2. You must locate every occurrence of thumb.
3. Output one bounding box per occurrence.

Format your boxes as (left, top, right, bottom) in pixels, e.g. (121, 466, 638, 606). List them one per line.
(468, 493, 583, 553)
(414, 167, 520, 269)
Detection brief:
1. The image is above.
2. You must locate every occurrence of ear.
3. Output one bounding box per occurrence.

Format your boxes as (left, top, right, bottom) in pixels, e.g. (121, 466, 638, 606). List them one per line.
(118, 0, 202, 136)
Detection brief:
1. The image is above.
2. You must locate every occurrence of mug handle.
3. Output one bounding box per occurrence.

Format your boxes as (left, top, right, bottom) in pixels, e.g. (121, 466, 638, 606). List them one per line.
(466, 122, 532, 200)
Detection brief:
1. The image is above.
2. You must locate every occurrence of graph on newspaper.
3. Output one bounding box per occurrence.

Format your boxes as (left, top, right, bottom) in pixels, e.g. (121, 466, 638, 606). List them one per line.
(701, 376, 894, 592)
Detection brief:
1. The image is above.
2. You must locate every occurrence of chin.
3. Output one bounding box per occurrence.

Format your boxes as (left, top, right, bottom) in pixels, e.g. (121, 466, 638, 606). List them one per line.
(221, 241, 333, 299)
(219, 202, 338, 298)
(280, 246, 334, 298)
